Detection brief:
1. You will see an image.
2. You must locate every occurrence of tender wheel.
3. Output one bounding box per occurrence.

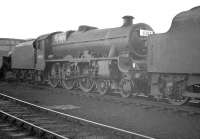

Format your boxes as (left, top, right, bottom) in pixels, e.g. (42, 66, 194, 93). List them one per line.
(48, 63, 61, 88)
(61, 63, 75, 90)
(97, 80, 110, 95)
(119, 78, 133, 98)
(79, 77, 94, 93)
(164, 81, 189, 105)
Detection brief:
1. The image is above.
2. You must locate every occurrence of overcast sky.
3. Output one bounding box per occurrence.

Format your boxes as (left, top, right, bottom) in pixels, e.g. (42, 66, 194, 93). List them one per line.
(0, 0, 199, 39)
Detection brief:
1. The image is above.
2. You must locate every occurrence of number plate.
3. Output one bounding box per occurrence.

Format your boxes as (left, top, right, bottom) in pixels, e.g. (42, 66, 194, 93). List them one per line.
(53, 33, 66, 44)
(140, 29, 153, 36)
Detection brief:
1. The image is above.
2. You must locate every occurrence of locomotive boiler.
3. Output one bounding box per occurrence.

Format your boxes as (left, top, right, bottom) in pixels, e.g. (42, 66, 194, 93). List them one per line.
(33, 16, 154, 97)
(51, 16, 153, 60)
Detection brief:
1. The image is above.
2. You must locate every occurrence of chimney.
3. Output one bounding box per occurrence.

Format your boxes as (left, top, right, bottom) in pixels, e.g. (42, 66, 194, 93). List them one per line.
(122, 16, 134, 26)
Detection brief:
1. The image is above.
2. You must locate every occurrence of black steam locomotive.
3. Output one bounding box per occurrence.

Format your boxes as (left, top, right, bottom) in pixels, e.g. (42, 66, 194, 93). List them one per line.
(2, 6, 200, 105)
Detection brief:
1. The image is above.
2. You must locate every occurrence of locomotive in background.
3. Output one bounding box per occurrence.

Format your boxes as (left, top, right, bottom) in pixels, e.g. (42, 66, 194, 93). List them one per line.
(0, 38, 24, 78)
(3, 6, 200, 105)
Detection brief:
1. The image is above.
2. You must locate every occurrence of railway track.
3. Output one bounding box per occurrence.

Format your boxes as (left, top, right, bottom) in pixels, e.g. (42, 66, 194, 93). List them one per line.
(74, 89, 200, 117)
(0, 82, 200, 119)
(0, 91, 155, 139)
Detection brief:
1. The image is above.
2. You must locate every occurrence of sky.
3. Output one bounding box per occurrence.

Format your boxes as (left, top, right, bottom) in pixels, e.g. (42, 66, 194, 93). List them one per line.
(0, 0, 199, 39)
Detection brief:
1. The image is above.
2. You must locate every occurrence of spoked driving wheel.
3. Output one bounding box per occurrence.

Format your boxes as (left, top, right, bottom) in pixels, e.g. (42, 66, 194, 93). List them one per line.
(61, 63, 75, 90)
(48, 63, 61, 88)
(164, 81, 189, 105)
(79, 77, 95, 93)
(119, 78, 133, 98)
(97, 80, 110, 95)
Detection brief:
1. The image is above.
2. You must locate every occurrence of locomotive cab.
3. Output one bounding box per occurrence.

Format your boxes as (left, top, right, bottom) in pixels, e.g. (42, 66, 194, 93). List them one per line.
(33, 35, 46, 70)
(33, 32, 62, 71)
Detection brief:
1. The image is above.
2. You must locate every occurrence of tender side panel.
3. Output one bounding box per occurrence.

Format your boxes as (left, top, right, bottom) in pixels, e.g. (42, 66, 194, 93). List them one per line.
(147, 7, 200, 74)
(147, 31, 200, 73)
(12, 41, 34, 69)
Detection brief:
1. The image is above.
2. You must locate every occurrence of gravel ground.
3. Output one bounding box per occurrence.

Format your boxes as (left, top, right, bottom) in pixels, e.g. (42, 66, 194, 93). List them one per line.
(0, 82, 200, 139)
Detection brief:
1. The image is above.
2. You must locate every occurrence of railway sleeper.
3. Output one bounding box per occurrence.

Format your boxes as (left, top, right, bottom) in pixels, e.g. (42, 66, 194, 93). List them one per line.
(4, 109, 32, 115)
(0, 113, 54, 139)
(0, 120, 37, 139)
(11, 113, 41, 118)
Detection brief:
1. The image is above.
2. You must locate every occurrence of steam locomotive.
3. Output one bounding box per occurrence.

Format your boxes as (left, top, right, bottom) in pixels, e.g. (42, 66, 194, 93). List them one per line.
(2, 6, 200, 105)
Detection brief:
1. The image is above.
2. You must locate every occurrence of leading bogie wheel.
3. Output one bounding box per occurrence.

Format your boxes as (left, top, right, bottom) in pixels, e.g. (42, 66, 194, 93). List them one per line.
(61, 63, 75, 90)
(119, 78, 133, 98)
(97, 80, 110, 95)
(48, 63, 61, 88)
